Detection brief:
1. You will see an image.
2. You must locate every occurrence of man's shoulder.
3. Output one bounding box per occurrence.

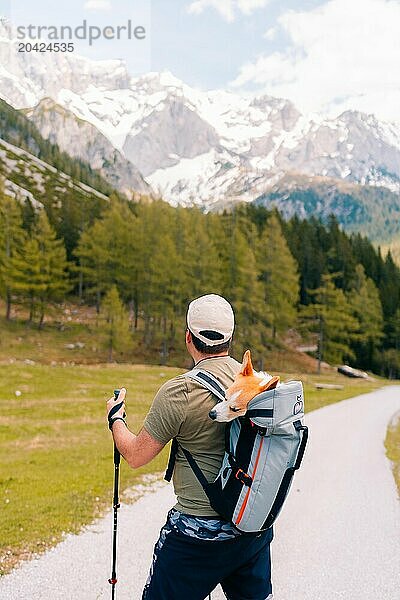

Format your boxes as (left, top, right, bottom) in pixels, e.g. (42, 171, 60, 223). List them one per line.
(155, 373, 189, 401)
(144, 374, 189, 445)
(194, 355, 241, 386)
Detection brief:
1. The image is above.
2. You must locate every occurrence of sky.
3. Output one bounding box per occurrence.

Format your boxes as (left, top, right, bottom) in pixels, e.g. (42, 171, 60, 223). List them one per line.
(1, 0, 400, 122)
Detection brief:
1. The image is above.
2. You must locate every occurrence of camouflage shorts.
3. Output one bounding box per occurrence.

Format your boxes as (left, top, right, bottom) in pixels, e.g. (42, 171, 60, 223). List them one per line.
(167, 508, 242, 541)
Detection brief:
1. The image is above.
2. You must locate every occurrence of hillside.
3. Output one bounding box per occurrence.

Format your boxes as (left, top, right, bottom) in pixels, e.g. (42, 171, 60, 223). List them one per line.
(0, 98, 115, 197)
(0, 137, 108, 256)
(0, 299, 321, 374)
(0, 98, 126, 254)
(253, 173, 400, 243)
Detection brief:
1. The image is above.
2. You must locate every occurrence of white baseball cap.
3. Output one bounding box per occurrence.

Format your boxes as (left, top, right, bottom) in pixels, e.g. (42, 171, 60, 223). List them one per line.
(187, 294, 235, 346)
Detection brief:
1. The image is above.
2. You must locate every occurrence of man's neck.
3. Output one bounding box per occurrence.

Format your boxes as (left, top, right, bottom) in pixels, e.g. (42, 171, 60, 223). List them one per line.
(194, 352, 229, 365)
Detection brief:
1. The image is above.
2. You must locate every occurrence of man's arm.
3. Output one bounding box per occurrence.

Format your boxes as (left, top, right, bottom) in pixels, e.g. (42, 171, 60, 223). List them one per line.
(106, 388, 165, 469)
(111, 421, 165, 469)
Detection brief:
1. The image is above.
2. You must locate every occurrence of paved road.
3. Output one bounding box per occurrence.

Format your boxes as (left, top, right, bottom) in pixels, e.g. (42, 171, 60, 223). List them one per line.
(0, 386, 399, 599)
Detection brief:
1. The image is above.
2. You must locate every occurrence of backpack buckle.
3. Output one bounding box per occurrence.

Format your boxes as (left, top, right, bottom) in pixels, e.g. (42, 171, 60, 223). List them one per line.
(235, 468, 252, 487)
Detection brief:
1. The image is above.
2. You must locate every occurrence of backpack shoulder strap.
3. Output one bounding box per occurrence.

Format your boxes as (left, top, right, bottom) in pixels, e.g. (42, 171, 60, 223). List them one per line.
(165, 437, 210, 489)
(184, 368, 227, 403)
(164, 437, 179, 482)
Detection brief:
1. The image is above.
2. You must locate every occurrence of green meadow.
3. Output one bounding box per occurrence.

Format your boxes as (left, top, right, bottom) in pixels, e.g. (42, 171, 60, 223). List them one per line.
(0, 361, 386, 575)
(0, 363, 179, 575)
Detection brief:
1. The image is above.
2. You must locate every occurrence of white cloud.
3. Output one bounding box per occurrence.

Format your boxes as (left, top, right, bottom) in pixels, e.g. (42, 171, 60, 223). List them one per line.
(84, 0, 112, 10)
(231, 0, 400, 122)
(237, 0, 269, 14)
(264, 26, 276, 41)
(188, 0, 235, 22)
(187, 0, 268, 22)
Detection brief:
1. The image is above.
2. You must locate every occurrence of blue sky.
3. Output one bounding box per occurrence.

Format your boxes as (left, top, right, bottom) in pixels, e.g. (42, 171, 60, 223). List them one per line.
(1, 0, 400, 122)
(3, 0, 325, 85)
(150, 0, 326, 89)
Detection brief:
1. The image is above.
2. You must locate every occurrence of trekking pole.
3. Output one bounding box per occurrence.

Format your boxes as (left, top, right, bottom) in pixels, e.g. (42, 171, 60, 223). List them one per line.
(108, 389, 124, 599)
(109, 442, 121, 599)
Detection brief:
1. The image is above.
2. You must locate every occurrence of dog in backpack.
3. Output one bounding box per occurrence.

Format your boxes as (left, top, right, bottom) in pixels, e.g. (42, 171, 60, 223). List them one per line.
(209, 350, 280, 422)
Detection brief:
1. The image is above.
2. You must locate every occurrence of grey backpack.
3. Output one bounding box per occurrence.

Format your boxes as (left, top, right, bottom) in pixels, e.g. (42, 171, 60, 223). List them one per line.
(165, 368, 308, 533)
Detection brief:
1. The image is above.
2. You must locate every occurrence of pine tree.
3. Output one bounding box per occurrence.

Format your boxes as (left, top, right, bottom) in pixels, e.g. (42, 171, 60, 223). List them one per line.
(381, 349, 400, 379)
(389, 308, 400, 351)
(256, 213, 300, 338)
(347, 264, 384, 368)
(279, 215, 328, 304)
(100, 285, 131, 362)
(301, 274, 360, 368)
(379, 251, 400, 319)
(326, 216, 357, 290)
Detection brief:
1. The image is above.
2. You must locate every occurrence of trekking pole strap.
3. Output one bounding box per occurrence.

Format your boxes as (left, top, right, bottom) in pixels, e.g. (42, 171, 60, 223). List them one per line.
(110, 417, 127, 433)
(108, 400, 127, 430)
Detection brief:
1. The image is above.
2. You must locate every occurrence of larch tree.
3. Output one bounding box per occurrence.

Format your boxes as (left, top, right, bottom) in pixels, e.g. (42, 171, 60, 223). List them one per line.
(0, 182, 26, 319)
(10, 236, 42, 322)
(74, 216, 114, 310)
(218, 213, 265, 354)
(11, 210, 70, 328)
(256, 213, 300, 338)
(177, 209, 222, 306)
(100, 285, 131, 362)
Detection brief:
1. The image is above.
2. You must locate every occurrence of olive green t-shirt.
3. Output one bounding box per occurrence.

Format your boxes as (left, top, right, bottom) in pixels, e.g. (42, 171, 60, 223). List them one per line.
(144, 355, 241, 516)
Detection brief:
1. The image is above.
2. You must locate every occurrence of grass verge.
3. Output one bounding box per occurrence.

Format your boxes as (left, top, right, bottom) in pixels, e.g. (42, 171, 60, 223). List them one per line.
(385, 412, 400, 498)
(0, 362, 388, 575)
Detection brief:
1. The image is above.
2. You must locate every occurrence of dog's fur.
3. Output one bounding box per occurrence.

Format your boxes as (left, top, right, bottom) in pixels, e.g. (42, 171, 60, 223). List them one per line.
(209, 350, 279, 422)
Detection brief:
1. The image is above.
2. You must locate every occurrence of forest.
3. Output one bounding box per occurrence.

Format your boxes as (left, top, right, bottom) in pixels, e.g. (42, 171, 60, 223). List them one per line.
(1, 182, 400, 378)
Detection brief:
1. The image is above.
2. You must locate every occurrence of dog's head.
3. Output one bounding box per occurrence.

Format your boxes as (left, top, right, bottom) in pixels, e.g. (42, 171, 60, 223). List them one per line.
(208, 350, 279, 422)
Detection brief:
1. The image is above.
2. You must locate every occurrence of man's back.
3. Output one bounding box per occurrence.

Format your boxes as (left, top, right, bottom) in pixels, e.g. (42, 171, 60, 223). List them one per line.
(144, 355, 241, 516)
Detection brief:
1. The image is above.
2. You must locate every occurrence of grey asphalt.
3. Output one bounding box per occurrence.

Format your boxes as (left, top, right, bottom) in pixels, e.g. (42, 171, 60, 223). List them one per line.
(0, 386, 399, 600)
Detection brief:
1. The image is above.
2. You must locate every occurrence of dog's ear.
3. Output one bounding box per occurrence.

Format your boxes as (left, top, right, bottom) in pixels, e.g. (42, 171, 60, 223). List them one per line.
(240, 350, 254, 376)
(259, 375, 280, 392)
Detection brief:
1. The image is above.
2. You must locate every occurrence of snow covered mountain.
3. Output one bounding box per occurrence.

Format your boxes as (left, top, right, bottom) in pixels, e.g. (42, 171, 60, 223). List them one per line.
(24, 99, 152, 198)
(1, 21, 400, 212)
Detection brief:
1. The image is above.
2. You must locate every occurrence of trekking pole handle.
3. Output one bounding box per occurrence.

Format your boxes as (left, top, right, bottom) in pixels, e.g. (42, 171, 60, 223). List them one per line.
(112, 390, 123, 465)
(108, 389, 127, 433)
(113, 389, 127, 419)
